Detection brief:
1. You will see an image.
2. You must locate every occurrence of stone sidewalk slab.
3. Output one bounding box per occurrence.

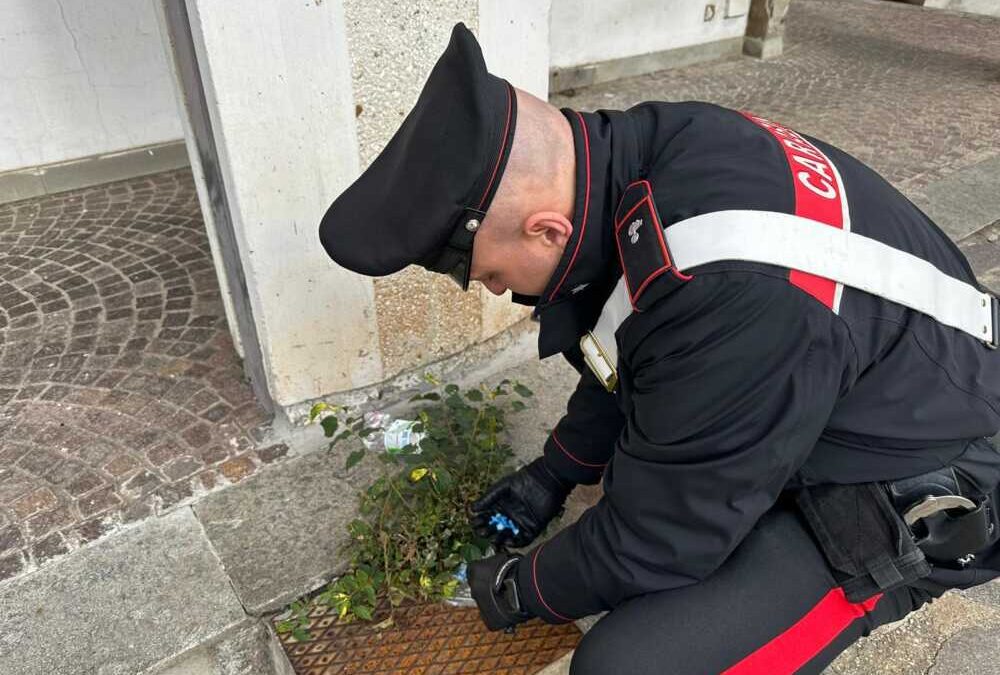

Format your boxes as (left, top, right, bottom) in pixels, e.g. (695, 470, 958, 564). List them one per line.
(194, 447, 368, 615)
(915, 155, 1000, 242)
(152, 619, 294, 675)
(0, 508, 246, 675)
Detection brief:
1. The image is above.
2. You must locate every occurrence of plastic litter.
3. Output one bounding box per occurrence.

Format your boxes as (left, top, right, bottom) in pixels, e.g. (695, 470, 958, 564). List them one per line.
(489, 513, 520, 536)
(446, 515, 521, 608)
(361, 412, 425, 455)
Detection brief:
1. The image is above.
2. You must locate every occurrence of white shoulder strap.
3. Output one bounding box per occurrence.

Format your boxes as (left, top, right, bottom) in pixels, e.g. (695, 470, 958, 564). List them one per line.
(581, 209, 997, 392)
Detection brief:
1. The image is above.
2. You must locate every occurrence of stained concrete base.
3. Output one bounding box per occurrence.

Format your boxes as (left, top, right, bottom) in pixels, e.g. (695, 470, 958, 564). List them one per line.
(549, 37, 743, 93)
(0, 141, 189, 205)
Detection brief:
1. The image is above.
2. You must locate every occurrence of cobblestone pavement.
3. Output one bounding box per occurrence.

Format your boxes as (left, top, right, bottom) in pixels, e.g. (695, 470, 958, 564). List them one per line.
(553, 0, 1000, 200)
(0, 170, 285, 583)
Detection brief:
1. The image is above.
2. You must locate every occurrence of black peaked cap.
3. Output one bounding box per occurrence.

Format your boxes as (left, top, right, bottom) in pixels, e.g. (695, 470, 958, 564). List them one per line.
(318, 23, 516, 277)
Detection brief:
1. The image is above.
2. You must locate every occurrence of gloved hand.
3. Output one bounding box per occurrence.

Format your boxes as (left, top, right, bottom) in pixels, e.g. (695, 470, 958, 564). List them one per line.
(470, 456, 572, 548)
(467, 551, 533, 631)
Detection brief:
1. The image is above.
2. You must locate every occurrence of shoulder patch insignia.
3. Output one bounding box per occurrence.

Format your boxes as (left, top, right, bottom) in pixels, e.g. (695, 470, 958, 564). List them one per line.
(613, 180, 691, 311)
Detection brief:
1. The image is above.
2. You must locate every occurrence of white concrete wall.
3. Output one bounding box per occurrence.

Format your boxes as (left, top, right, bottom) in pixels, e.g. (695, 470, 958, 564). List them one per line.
(0, 0, 182, 173)
(549, 0, 749, 68)
(479, 0, 551, 100)
(924, 0, 1000, 17)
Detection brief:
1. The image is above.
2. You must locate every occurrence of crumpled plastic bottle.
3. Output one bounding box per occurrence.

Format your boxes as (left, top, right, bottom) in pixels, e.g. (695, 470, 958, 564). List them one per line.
(361, 412, 425, 455)
(446, 546, 496, 608)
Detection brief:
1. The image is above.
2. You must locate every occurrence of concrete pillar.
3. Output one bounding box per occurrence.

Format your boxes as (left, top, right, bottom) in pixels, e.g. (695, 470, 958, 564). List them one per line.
(477, 1, 551, 343)
(744, 0, 793, 59)
(158, 0, 549, 414)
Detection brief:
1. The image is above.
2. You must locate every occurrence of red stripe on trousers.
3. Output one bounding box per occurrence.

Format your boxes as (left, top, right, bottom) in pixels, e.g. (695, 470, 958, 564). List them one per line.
(740, 112, 845, 308)
(722, 589, 882, 675)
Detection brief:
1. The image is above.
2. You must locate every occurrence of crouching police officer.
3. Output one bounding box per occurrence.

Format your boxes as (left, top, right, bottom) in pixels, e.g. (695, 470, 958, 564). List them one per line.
(319, 24, 1000, 674)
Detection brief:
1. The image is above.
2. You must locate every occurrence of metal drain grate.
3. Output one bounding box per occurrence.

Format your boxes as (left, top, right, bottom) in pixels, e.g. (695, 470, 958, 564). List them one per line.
(274, 599, 581, 674)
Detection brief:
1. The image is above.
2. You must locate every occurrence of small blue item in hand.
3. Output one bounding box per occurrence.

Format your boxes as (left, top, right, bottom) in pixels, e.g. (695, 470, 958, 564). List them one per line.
(490, 513, 521, 536)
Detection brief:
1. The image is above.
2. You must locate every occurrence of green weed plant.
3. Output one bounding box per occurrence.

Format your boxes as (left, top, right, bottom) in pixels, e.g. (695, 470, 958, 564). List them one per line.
(276, 375, 532, 640)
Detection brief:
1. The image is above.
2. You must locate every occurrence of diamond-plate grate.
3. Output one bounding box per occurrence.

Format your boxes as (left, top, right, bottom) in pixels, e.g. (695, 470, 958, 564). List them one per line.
(274, 600, 581, 674)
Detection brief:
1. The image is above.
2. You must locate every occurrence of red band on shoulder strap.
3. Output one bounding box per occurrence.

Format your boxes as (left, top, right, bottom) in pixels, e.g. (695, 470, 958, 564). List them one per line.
(740, 112, 851, 311)
(722, 589, 882, 675)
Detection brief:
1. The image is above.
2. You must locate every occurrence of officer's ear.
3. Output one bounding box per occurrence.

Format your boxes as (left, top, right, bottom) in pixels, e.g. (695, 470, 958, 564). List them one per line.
(522, 211, 573, 249)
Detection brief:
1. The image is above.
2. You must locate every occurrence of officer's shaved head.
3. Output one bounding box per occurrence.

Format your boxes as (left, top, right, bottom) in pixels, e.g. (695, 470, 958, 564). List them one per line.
(470, 88, 577, 297)
(494, 89, 576, 220)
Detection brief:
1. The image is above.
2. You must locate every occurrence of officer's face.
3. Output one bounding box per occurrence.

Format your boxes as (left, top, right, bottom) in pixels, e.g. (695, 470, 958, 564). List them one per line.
(469, 211, 574, 297)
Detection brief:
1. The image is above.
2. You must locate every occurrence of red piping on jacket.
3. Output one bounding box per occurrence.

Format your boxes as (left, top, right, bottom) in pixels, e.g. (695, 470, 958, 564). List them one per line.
(552, 430, 608, 469)
(530, 543, 574, 622)
(547, 111, 592, 302)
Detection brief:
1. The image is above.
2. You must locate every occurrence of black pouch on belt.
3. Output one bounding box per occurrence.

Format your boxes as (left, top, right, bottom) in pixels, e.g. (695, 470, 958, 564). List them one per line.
(888, 466, 999, 566)
(795, 482, 931, 603)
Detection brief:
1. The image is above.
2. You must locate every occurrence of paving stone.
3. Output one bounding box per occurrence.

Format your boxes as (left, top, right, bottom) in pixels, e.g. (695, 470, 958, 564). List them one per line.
(219, 455, 256, 483)
(155, 481, 195, 513)
(0, 468, 34, 504)
(194, 449, 371, 614)
(11, 487, 58, 519)
(153, 619, 294, 675)
(0, 551, 25, 583)
(0, 509, 246, 675)
(0, 526, 23, 554)
(163, 456, 202, 481)
(30, 532, 69, 565)
(103, 453, 141, 477)
(25, 505, 75, 540)
(256, 444, 289, 465)
(70, 517, 116, 547)
(121, 470, 164, 499)
(65, 471, 105, 497)
(76, 486, 120, 518)
(916, 156, 1000, 242)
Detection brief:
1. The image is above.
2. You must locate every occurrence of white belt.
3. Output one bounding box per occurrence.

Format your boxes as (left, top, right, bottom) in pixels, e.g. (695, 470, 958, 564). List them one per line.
(581, 209, 998, 392)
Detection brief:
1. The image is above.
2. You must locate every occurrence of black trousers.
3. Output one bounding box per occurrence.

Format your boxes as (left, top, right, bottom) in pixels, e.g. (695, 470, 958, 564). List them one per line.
(570, 502, 1000, 675)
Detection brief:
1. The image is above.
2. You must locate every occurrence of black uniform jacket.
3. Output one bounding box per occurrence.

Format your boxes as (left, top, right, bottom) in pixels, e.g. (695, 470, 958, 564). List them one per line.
(513, 103, 1000, 623)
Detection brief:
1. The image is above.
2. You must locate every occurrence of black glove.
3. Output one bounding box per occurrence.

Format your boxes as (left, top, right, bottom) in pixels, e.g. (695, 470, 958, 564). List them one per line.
(467, 551, 533, 631)
(470, 457, 572, 548)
